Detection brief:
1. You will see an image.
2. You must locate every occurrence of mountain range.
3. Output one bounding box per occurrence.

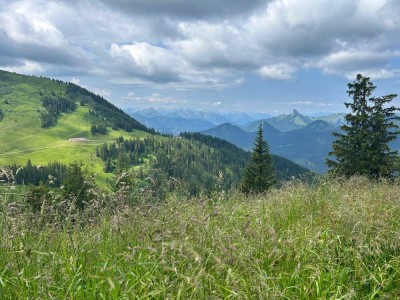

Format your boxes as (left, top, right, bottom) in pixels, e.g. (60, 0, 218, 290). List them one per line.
(202, 120, 335, 172)
(202, 114, 400, 173)
(127, 107, 346, 135)
(128, 107, 400, 173)
(126, 107, 349, 172)
(127, 108, 261, 134)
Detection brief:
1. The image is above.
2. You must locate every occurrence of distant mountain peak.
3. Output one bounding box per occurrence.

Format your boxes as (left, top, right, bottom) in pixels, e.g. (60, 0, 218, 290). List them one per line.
(291, 109, 299, 116)
(301, 120, 335, 131)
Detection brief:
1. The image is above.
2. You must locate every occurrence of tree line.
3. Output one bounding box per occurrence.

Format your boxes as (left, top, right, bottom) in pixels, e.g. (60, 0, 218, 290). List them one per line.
(3, 160, 67, 187)
(96, 135, 250, 195)
(39, 94, 77, 128)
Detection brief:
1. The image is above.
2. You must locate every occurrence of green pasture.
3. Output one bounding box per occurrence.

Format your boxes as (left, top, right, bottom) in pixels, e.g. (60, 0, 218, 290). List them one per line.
(0, 82, 149, 186)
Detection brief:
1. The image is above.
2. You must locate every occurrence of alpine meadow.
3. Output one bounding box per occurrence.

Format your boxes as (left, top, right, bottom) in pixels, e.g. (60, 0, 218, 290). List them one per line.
(1, 0, 400, 299)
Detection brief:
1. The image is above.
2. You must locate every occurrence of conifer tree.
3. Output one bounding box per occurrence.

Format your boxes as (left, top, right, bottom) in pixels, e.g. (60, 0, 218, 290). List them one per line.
(241, 124, 276, 193)
(327, 74, 399, 177)
(63, 163, 90, 209)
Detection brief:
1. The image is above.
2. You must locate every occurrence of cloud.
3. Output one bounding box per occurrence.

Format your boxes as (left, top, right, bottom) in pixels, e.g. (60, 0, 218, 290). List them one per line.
(93, 88, 112, 97)
(259, 64, 296, 80)
(172, 22, 261, 70)
(291, 101, 313, 105)
(0, 0, 91, 74)
(98, 0, 268, 20)
(235, 77, 245, 84)
(343, 68, 400, 80)
(108, 41, 245, 89)
(109, 42, 184, 83)
(71, 77, 80, 85)
(122, 92, 178, 104)
(0, 0, 399, 90)
(315, 50, 400, 79)
(318, 51, 393, 71)
(1, 59, 44, 74)
(290, 101, 333, 107)
(120, 91, 187, 109)
(248, 0, 396, 57)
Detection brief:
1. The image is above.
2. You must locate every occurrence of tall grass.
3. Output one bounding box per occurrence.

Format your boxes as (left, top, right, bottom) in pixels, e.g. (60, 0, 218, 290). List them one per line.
(1, 177, 400, 299)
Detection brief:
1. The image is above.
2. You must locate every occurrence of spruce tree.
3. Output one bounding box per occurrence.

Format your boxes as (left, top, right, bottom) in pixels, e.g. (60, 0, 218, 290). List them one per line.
(327, 74, 399, 178)
(241, 124, 276, 193)
(63, 163, 90, 209)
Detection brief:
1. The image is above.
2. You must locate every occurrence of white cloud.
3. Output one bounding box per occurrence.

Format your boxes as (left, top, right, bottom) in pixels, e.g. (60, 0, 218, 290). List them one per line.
(2, 59, 44, 74)
(315, 50, 400, 79)
(1, 2, 65, 47)
(318, 51, 392, 71)
(0, 0, 91, 72)
(71, 77, 80, 85)
(258, 64, 296, 80)
(93, 88, 112, 97)
(235, 77, 245, 84)
(148, 93, 179, 104)
(291, 101, 313, 105)
(343, 68, 400, 80)
(173, 22, 261, 70)
(108, 41, 244, 89)
(109, 42, 185, 83)
(1, 0, 400, 90)
(120, 91, 188, 109)
(288, 100, 334, 107)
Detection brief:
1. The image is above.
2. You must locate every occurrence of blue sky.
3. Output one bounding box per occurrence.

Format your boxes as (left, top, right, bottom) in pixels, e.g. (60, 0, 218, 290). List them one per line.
(0, 0, 399, 115)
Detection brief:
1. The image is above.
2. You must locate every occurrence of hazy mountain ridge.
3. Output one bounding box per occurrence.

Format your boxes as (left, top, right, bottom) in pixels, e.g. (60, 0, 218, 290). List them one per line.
(202, 120, 338, 173)
(128, 108, 259, 134)
(203, 114, 400, 173)
(124, 108, 353, 172)
(127, 107, 347, 135)
(244, 110, 346, 133)
(262, 109, 313, 132)
(132, 114, 215, 135)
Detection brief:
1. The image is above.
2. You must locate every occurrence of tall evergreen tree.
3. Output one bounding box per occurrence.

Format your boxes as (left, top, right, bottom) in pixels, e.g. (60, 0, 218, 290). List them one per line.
(63, 163, 91, 209)
(327, 74, 399, 177)
(241, 124, 276, 193)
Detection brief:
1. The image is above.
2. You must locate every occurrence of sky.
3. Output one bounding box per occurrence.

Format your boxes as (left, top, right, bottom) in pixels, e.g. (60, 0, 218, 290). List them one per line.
(0, 0, 399, 115)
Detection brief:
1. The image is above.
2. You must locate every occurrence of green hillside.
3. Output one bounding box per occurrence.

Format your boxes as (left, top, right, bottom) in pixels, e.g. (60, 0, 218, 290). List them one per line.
(0, 70, 150, 184)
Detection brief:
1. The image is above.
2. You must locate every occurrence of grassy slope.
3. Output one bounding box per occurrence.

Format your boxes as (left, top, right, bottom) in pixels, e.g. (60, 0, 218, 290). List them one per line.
(0, 71, 148, 185)
(0, 177, 399, 298)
